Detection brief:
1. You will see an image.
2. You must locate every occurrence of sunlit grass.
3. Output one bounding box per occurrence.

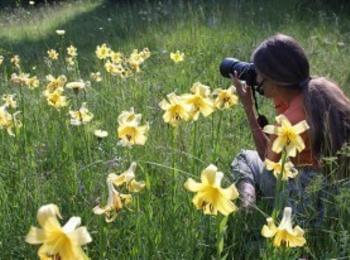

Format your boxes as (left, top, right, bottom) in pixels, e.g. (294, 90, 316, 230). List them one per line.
(0, 0, 100, 42)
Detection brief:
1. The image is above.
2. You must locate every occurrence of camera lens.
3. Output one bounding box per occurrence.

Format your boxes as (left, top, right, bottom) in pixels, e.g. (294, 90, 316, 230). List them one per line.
(219, 58, 257, 87)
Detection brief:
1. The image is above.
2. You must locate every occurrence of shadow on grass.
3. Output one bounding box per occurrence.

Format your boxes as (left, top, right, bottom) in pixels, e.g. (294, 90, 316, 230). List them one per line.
(1, 0, 350, 74)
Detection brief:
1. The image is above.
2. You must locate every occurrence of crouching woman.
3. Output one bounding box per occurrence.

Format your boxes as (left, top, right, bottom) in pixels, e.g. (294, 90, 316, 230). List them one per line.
(230, 34, 350, 220)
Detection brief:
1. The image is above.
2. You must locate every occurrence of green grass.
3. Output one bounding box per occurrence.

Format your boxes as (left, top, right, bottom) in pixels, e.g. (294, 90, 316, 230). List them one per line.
(0, 0, 349, 259)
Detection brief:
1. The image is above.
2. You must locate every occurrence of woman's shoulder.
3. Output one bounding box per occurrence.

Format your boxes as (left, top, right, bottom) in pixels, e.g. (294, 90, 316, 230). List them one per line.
(282, 94, 306, 125)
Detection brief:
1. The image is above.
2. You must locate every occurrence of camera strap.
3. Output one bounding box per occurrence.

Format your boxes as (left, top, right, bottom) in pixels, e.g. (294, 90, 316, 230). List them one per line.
(252, 89, 269, 128)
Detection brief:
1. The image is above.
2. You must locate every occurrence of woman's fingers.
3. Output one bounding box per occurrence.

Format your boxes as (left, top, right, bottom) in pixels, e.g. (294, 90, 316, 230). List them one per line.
(229, 72, 254, 108)
(229, 72, 247, 96)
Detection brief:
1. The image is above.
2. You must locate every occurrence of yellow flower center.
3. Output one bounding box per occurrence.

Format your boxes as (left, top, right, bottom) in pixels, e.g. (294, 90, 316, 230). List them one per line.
(122, 127, 137, 142)
(282, 128, 297, 144)
(49, 94, 60, 104)
(44, 226, 73, 258)
(171, 105, 184, 121)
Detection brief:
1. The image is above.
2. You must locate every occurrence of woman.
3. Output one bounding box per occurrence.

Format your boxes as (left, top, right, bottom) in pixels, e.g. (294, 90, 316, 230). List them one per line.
(230, 34, 350, 217)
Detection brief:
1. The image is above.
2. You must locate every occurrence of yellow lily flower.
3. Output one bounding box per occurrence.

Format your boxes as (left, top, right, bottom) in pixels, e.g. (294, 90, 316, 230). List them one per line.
(46, 88, 69, 110)
(159, 92, 191, 127)
(261, 207, 306, 248)
(104, 61, 125, 76)
(184, 164, 239, 216)
(11, 55, 20, 68)
(0, 55, 4, 65)
(27, 76, 40, 89)
(109, 162, 137, 186)
(118, 107, 142, 125)
(2, 94, 17, 109)
(213, 86, 238, 110)
(128, 49, 147, 72)
(170, 50, 185, 63)
(109, 162, 145, 192)
(120, 68, 133, 79)
(117, 120, 149, 147)
(10, 72, 30, 87)
(67, 45, 78, 57)
(90, 72, 102, 82)
(45, 75, 67, 92)
(66, 57, 75, 67)
(93, 180, 124, 223)
(0, 106, 22, 136)
(120, 193, 133, 206)
(69, 103, 94, 126)
(182, 82, 214, 121)
(47, 49, 59, 60)
(96, 43, 111, 60)
(263, 115, 309, 157)
(264, 158, 298, 180)
(117, 108, 148, 147)
(26, 204, 92, 259)
(140, 47, 151, 59)
(110, 51, 124, 64)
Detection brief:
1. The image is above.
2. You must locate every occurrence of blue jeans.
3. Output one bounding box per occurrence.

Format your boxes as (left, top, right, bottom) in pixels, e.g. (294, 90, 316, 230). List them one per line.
(231, 149, 325, 224)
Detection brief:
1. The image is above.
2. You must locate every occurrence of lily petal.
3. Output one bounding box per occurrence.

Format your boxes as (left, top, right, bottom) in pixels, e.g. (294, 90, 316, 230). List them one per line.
(69, 226, 92, 246)
(261, 218, 278, 238)
(63, 217, 81, 233)
(37, 204, 62, 227)
(25, 227, 45, 244)
(184, 178, 203, 192)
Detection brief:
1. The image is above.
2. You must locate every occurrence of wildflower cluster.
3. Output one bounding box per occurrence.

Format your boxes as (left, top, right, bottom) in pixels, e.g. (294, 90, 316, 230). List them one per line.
(8, 36, 315, 259)
(66, 45, 78, 69)
(259, 115, 310, 248)
(96, 43, 151, 78)
(11, 72, 39, 89)
(43, 75, 68, 110)
(159, 82, 238, 127)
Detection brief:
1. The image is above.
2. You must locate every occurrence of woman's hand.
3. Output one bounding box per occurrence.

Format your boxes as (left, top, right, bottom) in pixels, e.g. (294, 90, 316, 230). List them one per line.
(229, 71, 255, 110)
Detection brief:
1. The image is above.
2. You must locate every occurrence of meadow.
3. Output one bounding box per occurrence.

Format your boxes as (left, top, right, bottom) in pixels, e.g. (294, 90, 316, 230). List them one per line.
(0, 0, 350, 259)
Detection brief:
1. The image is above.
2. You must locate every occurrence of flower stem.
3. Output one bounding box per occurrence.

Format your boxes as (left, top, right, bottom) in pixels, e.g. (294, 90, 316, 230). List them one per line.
(216, 215, 228, 258)
(172, 127, 178, 206)
(191, 121, 198, 174)
(273, 151, 288, 218)
(213, 111, 223, 162)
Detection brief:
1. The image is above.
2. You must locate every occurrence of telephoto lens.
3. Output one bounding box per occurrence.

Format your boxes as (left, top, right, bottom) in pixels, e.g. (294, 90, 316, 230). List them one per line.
(219, 58, 258, 87)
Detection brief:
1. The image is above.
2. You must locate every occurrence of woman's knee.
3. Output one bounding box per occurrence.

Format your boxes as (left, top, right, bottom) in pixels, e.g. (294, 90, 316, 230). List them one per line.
(231, 149, 262, 182)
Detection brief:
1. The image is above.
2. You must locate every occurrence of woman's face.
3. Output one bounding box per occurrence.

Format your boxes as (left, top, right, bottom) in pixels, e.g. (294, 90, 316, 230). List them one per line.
(256, 72, 279, 99)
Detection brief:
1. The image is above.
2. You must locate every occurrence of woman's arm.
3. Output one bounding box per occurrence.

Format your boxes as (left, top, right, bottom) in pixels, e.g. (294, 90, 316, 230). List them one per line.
(244, 104, 270, 160)
(230, 73, 270, 160)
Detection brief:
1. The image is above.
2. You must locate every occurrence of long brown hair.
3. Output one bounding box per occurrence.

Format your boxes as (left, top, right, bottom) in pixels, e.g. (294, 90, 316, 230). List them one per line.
(252, 34, 350, 173)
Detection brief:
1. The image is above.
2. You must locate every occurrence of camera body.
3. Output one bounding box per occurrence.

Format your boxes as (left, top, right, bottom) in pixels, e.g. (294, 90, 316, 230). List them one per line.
(220, 58, 262, 94)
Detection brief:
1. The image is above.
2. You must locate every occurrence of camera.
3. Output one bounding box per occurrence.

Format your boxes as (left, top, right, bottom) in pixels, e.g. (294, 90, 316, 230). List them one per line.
(219, 57, 268, 127)
(220, 58, 264, 95)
